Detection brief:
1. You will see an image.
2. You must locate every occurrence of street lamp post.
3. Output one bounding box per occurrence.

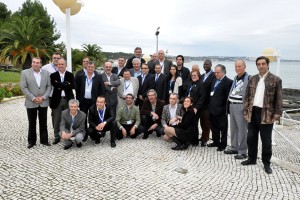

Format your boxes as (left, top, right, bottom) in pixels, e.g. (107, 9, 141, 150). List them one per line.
(155, 27, 160, 53)
(53, 0, 83, 72)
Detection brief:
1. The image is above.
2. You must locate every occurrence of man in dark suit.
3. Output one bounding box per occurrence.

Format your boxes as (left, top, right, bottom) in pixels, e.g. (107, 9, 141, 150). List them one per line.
(75, 61, 105, 141)
(199, 59, 215, 146)
(137, 63, 154, 108)
(112, 57, 126, 78)
(75, 57, 89, 82)
(154, 50, 173, 75)
(153, 64, 167, 102)
(129, 58, 142, 78)
(50, 58, 75, 145)
(176, 55, 190, 89)
(20, 57, 52, 148)
(139, 89, 165, 139)
(88, 96, 116, 147)
(208, 64, 233, 151)
(60, 99, 86, 150)
(102, 62, 120, 116)
(125, 47, 145, 69)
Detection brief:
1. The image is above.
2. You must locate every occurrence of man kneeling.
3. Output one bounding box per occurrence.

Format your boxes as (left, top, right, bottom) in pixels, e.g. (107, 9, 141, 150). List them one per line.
(60, 99, 86, 150)
(88, 96, 116, 148)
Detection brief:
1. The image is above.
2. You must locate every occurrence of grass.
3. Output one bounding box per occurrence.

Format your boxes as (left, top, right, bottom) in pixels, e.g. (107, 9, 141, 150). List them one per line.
(0, 71, 21, 83)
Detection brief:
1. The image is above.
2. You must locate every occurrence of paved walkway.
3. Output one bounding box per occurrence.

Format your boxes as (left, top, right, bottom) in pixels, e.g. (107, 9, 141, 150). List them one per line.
(0, 98, 299, 200)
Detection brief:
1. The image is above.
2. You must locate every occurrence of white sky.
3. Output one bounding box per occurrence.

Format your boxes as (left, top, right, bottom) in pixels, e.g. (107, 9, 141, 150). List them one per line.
(2, 0, 300, 59)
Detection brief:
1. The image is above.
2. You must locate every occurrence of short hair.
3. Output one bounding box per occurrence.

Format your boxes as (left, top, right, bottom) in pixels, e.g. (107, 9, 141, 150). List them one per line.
(204, 59, 212, 66)
(155, 64, 162, 68)
(215, 64, 226, 74)
(191, 69, 201, 78)
(69, 99, 79, 106)
(126, 93, 134, 99)
(132, 58, 141, 64)
(97, 96, 106, 102)
(142, 63, 148, 68)
(52, 52, 61, 57)
(147, 89, 157, 97)
(32, 57, 42, 63)
(118, 56, 125, 61)
(176, 55, 184, 62)
(134, 47, 142, 51)
(88, 61, 95, 65)
(123, 69, 130, 74)
(169, 93, 179, 99)
(256, 56, 270, 65)
(58, 58, 66, 63)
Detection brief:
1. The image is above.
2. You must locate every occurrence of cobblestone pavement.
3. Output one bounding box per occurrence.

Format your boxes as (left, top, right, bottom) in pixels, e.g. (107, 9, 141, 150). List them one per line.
(0, 98, 299, 200)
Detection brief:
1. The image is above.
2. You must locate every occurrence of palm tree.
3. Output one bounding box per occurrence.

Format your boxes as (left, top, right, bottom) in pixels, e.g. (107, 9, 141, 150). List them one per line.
(82, 44, 105, 66)
(0, 15, 54, 68)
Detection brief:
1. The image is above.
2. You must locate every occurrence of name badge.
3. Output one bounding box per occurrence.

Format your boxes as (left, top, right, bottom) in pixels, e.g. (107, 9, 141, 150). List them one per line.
(126, 120, 132, 125)
(210, 91, 214, 96)
(169, 90, 172, 94)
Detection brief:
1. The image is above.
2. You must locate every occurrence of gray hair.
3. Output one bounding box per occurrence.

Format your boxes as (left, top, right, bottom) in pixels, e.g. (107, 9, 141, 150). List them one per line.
(147, 89, 157, 97)
(132, 58, 141, 64)
(68, 99, 79, 106)
(215, 64, 226, 74)
(169, 93, 179, 99)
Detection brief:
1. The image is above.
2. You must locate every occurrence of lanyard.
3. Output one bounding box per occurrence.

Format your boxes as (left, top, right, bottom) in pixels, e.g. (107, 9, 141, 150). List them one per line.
(188, 84, 195, 96)
(124, 80, 131, 90)
(204, 71, 212, 82)
(213, 80, 221, 92)
(86, 77, 93, 86)
(234, 76, 245, 88)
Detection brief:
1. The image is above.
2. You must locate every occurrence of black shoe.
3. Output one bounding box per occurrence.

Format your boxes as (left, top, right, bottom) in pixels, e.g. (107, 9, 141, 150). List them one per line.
(217, 147, 225, 151)
(111, 141, 116, 148)
(234, 154, 247, 159)
(142, 133, 149, 139)
(156, 132, 161, 137)
(76, 142, 82, 148)
(41, 143, 51, 146)
(64, 144, 72, 150)
(82, 137, 88, 142)
(95, 139, 100, 144)
(191, 141, 199, 147)
(224, 149, 238, 154)
(27, 144, 35, 149)
(207, 142, 218, 147)
(201, 141, 207, 147)
(264, 165, 272, 174)
(52, 139, 60, 145)
(241, 159, 257, 165)
(172, 143, 188, 150)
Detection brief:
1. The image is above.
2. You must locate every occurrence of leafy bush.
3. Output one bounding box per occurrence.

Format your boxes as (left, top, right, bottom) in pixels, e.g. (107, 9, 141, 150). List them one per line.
(0, 87, 5, 102)
(11, 84, 23, 96)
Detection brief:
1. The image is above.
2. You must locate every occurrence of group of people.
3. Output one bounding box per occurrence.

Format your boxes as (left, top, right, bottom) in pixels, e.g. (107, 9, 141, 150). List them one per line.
(20, 47, 282, 174)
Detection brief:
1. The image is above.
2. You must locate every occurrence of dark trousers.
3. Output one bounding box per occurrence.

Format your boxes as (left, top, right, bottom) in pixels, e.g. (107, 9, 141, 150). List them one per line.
(87, 124, 115, 142)
(199, 109, 211, 143)
(210, 113, 228, 148)
(140, 115, 163, 135)
(51, 98, 68, 140)
(27, 106, 48, 145)
(79, 98, 93, 140)
(192, 111, 201, 145)
(112, 121, 141, 139)
(247, 106, 273, 166)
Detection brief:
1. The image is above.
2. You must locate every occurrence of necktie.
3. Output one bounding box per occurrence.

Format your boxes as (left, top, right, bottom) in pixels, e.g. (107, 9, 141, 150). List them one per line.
(155, 74, 159, 81)
(98, 109, 104, 123)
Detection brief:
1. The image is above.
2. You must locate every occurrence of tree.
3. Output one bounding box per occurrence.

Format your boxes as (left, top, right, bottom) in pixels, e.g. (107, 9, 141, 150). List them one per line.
(82, 44, 105, 66)
(13, 0, 60, 55)
(0, 16, 53, 68)
(0, 2, 11, 22)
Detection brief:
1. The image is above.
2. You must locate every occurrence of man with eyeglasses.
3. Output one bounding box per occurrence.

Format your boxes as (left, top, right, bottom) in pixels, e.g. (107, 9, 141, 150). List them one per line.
(125, 47, 146, 69)
(112, 57, 126, 78)
(42, 52, 61, 74)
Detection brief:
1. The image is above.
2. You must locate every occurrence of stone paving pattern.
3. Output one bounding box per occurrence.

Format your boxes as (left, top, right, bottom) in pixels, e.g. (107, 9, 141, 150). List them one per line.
(0, 98, 299, 199)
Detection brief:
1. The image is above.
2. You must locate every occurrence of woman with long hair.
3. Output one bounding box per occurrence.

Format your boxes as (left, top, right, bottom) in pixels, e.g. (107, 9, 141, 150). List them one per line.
(166, 65, 182, 102)
(163, 97, 195, 150)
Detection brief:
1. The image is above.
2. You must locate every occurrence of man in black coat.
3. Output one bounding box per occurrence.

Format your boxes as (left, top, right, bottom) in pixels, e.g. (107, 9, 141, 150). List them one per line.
(137, 63, 154, 108)
(125, 47, 145, 69)
(50, 58, 75, 145)
(208, 64, 233, 151)
(112, 57, 126, 78)
(152, 64, 167, 102)
(88, 96, 116, 147)
(75, 61, 105, 141)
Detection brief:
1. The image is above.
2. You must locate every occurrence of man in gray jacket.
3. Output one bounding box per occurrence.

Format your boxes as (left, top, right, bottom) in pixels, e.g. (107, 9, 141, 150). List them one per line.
(60, 99, 86, 150)
(20, 57, 51, 149)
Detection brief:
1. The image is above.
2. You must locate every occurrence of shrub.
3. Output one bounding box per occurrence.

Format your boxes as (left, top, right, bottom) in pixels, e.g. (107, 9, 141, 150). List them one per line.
(11, 84, 23, 96)
(0, 87, 4, 102)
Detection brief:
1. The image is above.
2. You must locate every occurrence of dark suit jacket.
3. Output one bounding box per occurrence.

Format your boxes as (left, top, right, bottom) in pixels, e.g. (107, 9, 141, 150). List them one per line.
(88, 104, 115, 129)
(154, 59, 173, 75)
(140, 99, 165, 125)
(185, 79, 206, 111)
(137, 73, 154, 99)
(50, 71, 75, 109)
(75, 73, 105, 104)
(125, 56, 146, 69)
(152, 73, 167, 102)
(112, 66, 126, 78)
(200, 71, 216, 110)
(209, 76, 233, 115)
(147, 59, 156, 74)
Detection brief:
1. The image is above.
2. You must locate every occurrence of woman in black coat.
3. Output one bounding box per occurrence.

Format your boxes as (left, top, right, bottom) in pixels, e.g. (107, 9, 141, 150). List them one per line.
(163, 97, 195, 150)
